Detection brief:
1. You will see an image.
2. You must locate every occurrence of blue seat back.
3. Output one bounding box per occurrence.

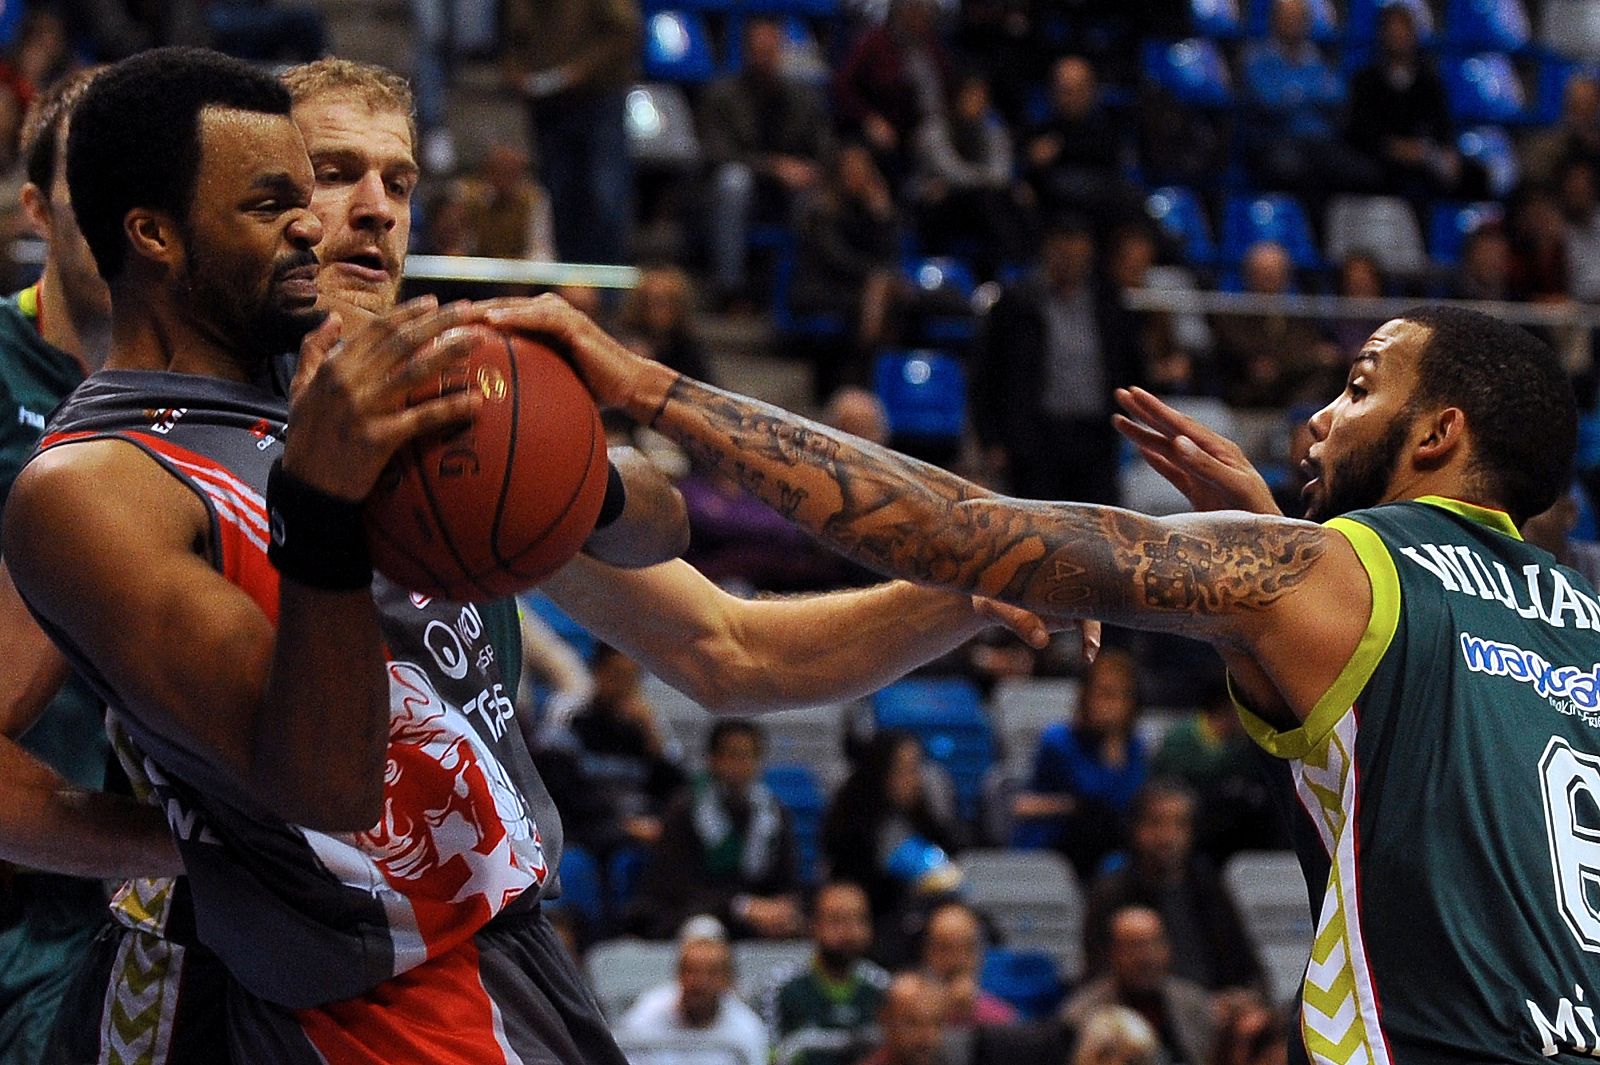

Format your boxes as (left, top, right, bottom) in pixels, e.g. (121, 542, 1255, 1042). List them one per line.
(1222, 193, 1322, 269)
(979, 948, 1064, 1020)
(873, 351, 967, 441)
(1444, 0, 1531, 51)
(1146, 186, 1218, 266)
(1444, 52, 1528, 123)
(554, 844, 605, 929)
(873, 678, 994, 821)
(644, 11, 718, 83)
(766, 763, 826, 883)
(1142, 38, 1233, 107)
(1192, 0, 1245, 38)
(1428, 200, 1505, 264)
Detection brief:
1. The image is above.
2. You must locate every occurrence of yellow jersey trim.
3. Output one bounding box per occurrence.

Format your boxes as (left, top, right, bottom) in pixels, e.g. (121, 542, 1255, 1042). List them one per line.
(1415, 494, 1522, 540)
(1234, 516, 1401, 760)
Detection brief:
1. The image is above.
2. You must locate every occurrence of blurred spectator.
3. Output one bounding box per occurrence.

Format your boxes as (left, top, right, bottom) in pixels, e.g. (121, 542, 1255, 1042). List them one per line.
(453, 143, 556, 261)
(1081, 780, 1264, 995)
(1328, 252, 1387, 359)
(1208, 997, 1288, 1065)
(504, 0, 639, 264)
(409, 0, 498, 174)
(953, 0, 1044, 126)
(1151, 679, 1288, 863)
(1561, 158, 1600, 304)
(974, 215, 1142, 504)
(1022, 57, 1135, 224)
(628, 719, 804, 940)
(57, 0, 155, 60)
(1060, 906, 1215, 1065)
(822, 730, 967, 926)
(700, 16, 831, 309)
(206, 1, 326, 63)
(567, 643, 688, 845)
(1069, 1006, 1161, 1065)
(1345, 3, 1476, 203)
(919, 900, 1017, 1028)
(909, 70, 1029, 273)
(854, 972, 953, 1065)
(419, 183, 472, 257)
(1523, 74, 1600, 188)
(618, 266, 715, 382)
(1210, 241, 1342, 408)
(766, 881, 891, 1065)
(832, 0, 954, 184)
(1106, 223, 1215, 397)
(1012, 648, 1148, 880)
(791, 143, 905, 396)
(1522, 490, 1600, 590)
(2, 10, 75, 105)
(1508, 186, 1572, 304)
(617, 917, 771, 1065)
(825, 386, 891, 445)
(1449, 223, 1512, 302)
(1241, 0, 1374, 195)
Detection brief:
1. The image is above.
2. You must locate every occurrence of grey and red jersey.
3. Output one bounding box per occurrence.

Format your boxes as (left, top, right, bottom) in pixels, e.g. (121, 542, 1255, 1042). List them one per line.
(23, 369, 564, 1010)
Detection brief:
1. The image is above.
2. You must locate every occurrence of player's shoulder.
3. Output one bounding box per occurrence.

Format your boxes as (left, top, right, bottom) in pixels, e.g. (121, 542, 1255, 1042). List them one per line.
(6, 435, 203, 549)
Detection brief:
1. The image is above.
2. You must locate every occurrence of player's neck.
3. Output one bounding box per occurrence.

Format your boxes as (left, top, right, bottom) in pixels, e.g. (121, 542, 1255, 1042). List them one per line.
(104, 294, 256, 381)
(36, 261, 108, 375)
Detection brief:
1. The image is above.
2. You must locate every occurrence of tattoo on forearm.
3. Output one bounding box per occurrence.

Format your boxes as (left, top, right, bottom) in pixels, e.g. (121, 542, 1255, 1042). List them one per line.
(660, 378, 1326, 634)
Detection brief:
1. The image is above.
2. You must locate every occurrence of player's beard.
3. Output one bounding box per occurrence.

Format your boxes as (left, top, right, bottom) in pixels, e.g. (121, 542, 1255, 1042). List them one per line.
(1304, 413, 1413, 522)
(183, 242, 328, 374)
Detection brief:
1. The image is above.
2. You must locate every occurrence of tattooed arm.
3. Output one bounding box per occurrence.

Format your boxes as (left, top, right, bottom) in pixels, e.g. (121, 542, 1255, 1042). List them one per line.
(483, 296, 1372, 721)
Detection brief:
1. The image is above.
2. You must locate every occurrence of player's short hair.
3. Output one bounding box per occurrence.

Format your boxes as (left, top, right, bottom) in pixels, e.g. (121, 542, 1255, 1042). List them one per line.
(67, 47, 291, 282)
(1398, 305, 1577, 525)
(707, 717, 763, 757)
(22, 67, 102, 197)
(280, 57, 416, 151)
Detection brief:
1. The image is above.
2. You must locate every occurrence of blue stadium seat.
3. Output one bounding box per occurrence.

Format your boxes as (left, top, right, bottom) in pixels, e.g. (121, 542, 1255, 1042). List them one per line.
(552, 845, 605, 931)
(607, 843, 651, 920)
(1192, 0, 1245, 39)
(1443, 52, 1529, 124)
(873, 678, 994, 822)
(1146, 186, 1218, 267)
(906, 257, 979, 345)
(768, 234, 849, 342)
(1221, 193, 1323, 269)
(1141, 38, 1233, 107)
(1347, 0, 1435, 44)
(743, 0, 841, 15)
(1428, 200, 1505, 264)
(1246, 0, 1339, 41)
(643, 11, 718, 84)
(1457, 124, 1520, 197)
(873, 351, 968, 442)
(766, 763, 825, 883)
(979, 948, 1065, 1020)
(1444, 0, 1531, 52)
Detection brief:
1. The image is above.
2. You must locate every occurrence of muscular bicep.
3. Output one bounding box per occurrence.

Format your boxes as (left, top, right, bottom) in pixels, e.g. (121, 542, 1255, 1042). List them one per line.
(3, 443, 275, 784)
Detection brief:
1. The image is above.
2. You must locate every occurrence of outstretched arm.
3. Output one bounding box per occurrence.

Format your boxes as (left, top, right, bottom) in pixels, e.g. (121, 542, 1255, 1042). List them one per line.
(540, 555, 1083, 715)
(488, 297, 1368, 721)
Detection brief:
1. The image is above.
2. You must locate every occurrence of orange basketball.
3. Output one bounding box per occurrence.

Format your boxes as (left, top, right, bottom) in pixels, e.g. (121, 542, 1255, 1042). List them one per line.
(365, 326, 609, 601)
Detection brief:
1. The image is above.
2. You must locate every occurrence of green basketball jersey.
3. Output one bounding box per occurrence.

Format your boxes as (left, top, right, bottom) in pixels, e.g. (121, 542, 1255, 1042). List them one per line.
(0, 286, 104, 790)
(1240, 496, 1600, 1064)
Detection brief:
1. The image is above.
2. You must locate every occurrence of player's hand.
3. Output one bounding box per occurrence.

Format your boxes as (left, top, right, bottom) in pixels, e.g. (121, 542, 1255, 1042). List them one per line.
(1112, 387, 1282, 516)
(283, 296, 485, 501)
(481, 294, 655, 412)
(972, 597, 1101, 661)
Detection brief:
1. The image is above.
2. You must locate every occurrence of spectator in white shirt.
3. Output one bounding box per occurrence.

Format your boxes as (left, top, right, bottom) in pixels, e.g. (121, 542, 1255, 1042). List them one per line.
(617, 916, 771, 1065)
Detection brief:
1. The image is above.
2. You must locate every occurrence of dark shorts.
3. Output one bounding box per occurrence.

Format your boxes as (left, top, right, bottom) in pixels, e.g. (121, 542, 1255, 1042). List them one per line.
(0, 874, 107, 1065)
(51, 908, 625, 1065)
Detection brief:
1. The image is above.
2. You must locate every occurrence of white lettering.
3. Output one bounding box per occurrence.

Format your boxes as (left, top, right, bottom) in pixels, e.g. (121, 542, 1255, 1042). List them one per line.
(423, 620, 469, 680)
(1530, 995, 1591, 1056)
(15, 406, 43, 430)
(1453, 545, 1496, 599)
(1552, 571, 1593, 630)
(1400, 544, 1459, 590)
(457, 603, 483, 642)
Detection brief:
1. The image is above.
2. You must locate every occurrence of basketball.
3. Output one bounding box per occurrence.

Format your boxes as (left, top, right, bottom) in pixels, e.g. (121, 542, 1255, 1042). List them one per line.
(365, 326, 610, 601)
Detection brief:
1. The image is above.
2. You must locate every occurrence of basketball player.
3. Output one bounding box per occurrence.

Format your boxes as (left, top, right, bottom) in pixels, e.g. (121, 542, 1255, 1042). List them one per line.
(500, 292, 1600, 1063)
(6, 50, 1069, 1064)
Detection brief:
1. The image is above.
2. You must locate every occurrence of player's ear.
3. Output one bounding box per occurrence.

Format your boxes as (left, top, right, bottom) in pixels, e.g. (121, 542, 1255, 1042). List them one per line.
(1414, 406, 1467, 469)
(124, 208, 183, 271)
(19, 182, 49, 242)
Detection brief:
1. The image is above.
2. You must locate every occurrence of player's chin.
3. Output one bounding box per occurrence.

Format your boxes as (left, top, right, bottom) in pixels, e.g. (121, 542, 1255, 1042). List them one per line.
(318, 277, 399, 318)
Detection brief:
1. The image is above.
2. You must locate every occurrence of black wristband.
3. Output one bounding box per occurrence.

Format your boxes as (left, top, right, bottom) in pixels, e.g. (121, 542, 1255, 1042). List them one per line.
(266, 458, 373, 591)
(595, 461, 627, 529)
